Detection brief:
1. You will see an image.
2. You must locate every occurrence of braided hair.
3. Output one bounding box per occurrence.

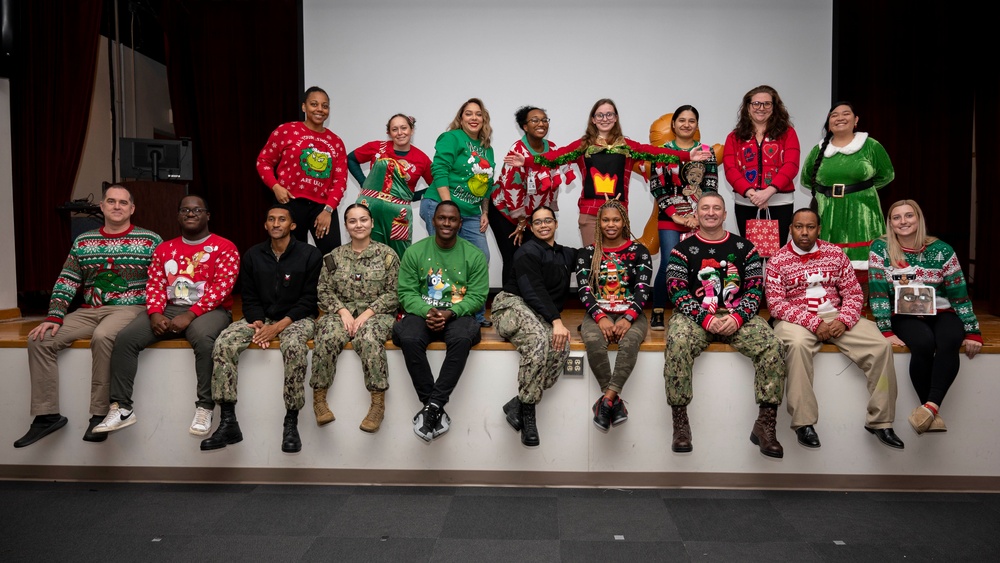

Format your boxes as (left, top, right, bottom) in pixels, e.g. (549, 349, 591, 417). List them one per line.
(588, 199, 633, 289)
(808, 101, 857, 211)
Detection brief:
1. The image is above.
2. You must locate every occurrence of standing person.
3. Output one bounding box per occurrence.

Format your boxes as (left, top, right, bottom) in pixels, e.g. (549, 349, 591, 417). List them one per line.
(494, 206, 576, 447)
(199, 204, 322, 453)
(766, 208, 904, 450)
(311, 204, 400, 433)
(663, 192, 786, 457)
(505, 98, 705, 247)
(490, 106, 576, 284)
(800, 102, 894, 267)
(649, 105, 719, 330)
(14, 186, 160, 448)
(393, 201, 489, 442)
(95, 195, 238, 437)
(723, 85, 800, 244)
(868, 200, 983, 434)
(420, 98, 495, 326)
(576, 200, 652, 432)
(348, 114, 433, 256)
(257, 86, 348, 255)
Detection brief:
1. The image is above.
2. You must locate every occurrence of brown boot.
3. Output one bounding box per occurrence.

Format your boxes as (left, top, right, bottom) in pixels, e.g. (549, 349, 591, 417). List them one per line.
(313, 388, 335, 426)
(671, 406, 693, 453)
(749, 405, 783, 458)
(359, 390, 385, 433)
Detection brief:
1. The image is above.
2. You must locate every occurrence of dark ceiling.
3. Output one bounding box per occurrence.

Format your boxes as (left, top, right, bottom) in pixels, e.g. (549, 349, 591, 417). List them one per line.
(100, 0, 165, 65)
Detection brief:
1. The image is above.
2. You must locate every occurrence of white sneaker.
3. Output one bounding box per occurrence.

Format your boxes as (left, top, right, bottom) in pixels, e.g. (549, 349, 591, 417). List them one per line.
(189, 407, 213, 436)
(93, 402, 136, 433)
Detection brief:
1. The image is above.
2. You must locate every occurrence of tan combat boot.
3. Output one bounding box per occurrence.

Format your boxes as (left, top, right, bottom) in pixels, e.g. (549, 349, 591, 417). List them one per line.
(313, 388, 335, 426)
(360, 390, 385, 433)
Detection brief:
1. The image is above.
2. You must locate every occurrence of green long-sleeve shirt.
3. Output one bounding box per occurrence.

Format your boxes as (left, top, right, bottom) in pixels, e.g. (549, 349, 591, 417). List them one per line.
(398, 236, 488, 318)
(425, 129, 495, 217)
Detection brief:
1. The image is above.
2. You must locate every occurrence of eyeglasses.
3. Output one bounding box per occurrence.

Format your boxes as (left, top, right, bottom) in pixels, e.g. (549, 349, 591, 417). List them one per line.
(178, 207, 208, 215)
(593, 112, 617, 121)
(527, 118, 550, 124)
(531, 217, 555, 226)
(901, 292, 932, 302)
(749, 101, 773, 109)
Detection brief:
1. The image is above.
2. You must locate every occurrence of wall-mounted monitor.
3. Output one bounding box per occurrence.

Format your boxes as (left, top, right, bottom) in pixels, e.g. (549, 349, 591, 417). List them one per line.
(120, 137, 193, 181)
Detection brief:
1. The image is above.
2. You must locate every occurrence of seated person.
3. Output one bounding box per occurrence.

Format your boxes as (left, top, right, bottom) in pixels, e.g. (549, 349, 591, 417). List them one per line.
(392, 201, 488, 442)
(663, 192, 787, 458)
(576, 199, 651, 432)
(199, 204, 322, 453)
(94, 195, 237, 437)
(311, 203, 400, 433)
(766, 208, 903, 450)
(15, 185, 161, 448)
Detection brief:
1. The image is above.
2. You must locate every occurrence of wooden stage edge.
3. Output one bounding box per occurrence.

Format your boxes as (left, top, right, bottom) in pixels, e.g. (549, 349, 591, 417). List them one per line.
(2, 465, 999, 492)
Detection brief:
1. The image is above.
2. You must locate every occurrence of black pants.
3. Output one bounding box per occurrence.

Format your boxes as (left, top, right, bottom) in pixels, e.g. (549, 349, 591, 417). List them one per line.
(284, 197, 340, 255)
(892, 311, 965, 406)
(487, 201, 534, 286)
(392, 313, 481, 407)
(734, 203, 793, 247)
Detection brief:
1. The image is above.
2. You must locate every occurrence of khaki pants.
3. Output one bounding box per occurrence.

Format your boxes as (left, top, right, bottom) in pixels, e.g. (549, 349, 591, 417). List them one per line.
(773, 313, 897, 429)
(28, 305, 145, 416)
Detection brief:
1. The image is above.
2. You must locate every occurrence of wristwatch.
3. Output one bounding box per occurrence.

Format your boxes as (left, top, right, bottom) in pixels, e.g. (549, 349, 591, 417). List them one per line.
(323, 204, 334, 214)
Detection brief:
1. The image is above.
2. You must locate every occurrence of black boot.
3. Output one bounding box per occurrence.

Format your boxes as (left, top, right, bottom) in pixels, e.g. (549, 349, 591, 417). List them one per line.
(502, 396, 522, 432)
(282, 409, 301, 453)
(200, 403, 242, 451)
(519, 401, 539, 447)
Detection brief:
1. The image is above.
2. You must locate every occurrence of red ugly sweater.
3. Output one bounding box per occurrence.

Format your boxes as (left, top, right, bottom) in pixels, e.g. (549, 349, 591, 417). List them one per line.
(723, 128, 800, 206)
(492, 137, 577, 223)
(256, 122, 348, 208)
(146, 234, 240, 317)
(764, 240, 863, 333)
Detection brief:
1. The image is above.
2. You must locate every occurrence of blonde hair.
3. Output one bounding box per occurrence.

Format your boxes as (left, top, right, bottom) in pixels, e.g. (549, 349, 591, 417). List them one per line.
(448, 98, 493, 149)
(588, 199, 633, 289)
(883, 199, 938, 268)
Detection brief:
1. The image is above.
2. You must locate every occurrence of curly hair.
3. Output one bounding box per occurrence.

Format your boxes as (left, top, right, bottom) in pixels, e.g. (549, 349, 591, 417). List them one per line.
(514, 106, 544, 128)
(448, 98, 493, 149)
(733, 85, 792, 141)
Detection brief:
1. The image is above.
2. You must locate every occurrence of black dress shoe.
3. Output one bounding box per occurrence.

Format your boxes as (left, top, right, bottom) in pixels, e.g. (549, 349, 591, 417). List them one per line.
(13, 415, 68, 448)
(795, 425, 821, 448)
(479, 319, 493, 328)
(866, 426, 904, 450)
(83, 415, 108, 443)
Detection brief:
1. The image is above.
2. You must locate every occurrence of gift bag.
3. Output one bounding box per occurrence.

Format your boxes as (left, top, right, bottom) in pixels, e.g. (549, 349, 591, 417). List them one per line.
(745, 208, 780, 257)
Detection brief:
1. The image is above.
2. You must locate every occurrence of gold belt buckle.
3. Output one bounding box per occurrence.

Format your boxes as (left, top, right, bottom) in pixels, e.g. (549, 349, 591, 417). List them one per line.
(832, 183, 846, 198)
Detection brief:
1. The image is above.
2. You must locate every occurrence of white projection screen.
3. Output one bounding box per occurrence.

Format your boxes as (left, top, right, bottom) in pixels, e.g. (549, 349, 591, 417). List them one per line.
(303, 0, 833, 285)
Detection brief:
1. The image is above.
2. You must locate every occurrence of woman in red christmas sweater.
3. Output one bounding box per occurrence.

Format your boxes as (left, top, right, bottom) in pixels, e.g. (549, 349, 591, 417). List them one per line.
(505, 98, 708, 247)
(256, 86, 348, 255)
(723, 85, 800, 245)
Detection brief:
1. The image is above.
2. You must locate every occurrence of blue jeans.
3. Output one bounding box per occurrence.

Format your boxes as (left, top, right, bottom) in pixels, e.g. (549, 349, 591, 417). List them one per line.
(652, 229, 682, 309)
(419, 198, 489, 323)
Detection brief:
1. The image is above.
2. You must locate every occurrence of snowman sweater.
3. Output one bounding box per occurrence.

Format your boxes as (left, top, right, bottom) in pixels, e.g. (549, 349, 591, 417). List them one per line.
(44, 225, 162, 324)
(764, 240, 863, 333)
(145, 234, 240, 317)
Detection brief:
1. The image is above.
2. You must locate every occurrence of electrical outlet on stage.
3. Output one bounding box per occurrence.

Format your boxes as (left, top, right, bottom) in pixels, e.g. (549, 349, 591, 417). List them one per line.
(564, 354, 585, 376)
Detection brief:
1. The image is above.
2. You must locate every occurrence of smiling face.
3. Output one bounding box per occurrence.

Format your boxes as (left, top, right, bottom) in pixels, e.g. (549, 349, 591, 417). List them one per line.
(177, 195, 210, 238)
(523, 109, 549, 143)
(599, 205, 624, 242)
(388, 116, 413, 150)
(749, 92, 773, 127)
(889, 204, 919, 242)
(591, 103, 618, 136)
(529, 207, 557, 244)
(344, 205, 373, 243)
(827, 104, 858, 136)
(265, 207, 295, 241)
(790, 210, 820, 252)
(432, 203, 461, 245)
(302, 91, 330, 131)
(672, 110, 698, 144)
(461, 102, 483, 138)
(695, 194, 727, 233)
(100, 187, 135, 231)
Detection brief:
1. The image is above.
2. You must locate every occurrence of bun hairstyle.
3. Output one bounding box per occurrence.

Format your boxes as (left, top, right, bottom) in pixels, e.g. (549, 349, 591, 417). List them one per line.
(515, 106, 543, 128)
(386, 113, 416, 134)
(302, 86, 329, 103)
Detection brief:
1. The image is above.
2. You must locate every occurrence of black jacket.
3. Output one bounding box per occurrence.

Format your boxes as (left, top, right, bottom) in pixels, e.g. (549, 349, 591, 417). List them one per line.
(501, 238, 577, 323)
(240, 237, 322, 323)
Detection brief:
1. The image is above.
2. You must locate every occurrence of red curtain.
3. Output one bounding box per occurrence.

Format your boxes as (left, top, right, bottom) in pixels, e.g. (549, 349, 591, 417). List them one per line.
(11, 0, 104, 293)
(162, 0, 301, 253)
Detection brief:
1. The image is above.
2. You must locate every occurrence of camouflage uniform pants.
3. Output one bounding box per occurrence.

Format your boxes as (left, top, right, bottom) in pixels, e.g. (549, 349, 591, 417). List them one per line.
(311, 312, 395, 392)
(581, 312, 648, 394)
(211, 317, 316, 410)
(492, 292, 569, 404)
(663, 313, 785, 406)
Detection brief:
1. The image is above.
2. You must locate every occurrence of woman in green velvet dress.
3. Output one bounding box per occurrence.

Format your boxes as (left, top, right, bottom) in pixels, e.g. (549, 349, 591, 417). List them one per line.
(800, 102, 894, 267)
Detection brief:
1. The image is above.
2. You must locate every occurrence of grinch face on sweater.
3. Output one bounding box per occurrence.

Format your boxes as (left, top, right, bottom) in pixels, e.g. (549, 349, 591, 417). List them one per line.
(466, 149, 493, 197)
(300, 146, 332, 179)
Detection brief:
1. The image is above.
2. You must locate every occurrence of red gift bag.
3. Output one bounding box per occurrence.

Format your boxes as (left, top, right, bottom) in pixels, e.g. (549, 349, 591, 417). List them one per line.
(745, 209, 780, 257)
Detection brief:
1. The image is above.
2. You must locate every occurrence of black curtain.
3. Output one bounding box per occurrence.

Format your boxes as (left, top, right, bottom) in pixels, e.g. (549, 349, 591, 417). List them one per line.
(162, 0, 301, 253)
(11, 0, 104, 292)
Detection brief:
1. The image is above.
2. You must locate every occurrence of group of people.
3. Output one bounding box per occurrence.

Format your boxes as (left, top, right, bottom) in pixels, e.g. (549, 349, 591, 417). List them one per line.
(14, 86, 983, 457)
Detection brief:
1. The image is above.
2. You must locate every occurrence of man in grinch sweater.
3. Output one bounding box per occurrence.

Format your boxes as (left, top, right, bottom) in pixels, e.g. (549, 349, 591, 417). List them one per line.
(393, 201, 489, 442)
(765, 208, 903, 450)
(15, 185, 161, 448)
(663, 192, 786, 458)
